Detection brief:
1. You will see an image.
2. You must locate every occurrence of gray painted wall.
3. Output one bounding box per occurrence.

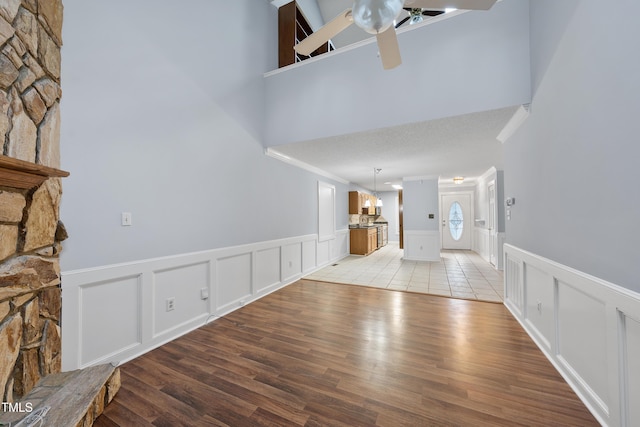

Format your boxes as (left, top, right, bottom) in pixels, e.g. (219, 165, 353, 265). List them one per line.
(504, 0, 640, 292)
(402, 179, 439, 232)
(60, 0, 348, 271)
(264, 0, 531, 147)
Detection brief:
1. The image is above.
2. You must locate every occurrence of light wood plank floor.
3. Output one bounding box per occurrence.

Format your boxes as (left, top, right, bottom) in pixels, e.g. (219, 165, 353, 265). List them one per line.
(95, 280, 598, 426)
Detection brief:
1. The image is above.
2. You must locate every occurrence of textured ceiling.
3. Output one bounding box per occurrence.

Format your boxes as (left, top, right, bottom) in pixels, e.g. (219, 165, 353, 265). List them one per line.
(272, 106, 518, 191)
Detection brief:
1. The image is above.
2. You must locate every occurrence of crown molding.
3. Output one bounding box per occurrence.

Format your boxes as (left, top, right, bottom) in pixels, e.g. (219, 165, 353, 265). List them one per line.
(497, 104, 530, 143)
(264, 148, 350, 185)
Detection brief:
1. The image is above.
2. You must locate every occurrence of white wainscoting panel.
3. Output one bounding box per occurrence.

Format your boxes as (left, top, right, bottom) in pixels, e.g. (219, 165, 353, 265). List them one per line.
(216, 253, 252, 311)
(333, 229, 349, 261)
(403, 230, 440, 261)
(473, 227, 490, 261)
(473, 227, 505, 271)
(523, 263, 553, 351)
(79, 275, 141, 367)
(557, 279, 610, 414)
(153, 262, 210, 338)
(496, 232, 505, 270)
(503, 243, 640, 427)
(504, 252, 523, 316)
(623, 313, 640, 427)
(281, 242, 302, 282)
(302, 239, 316, 274)
(62, 232, 350, 371)
(317, 240, 330, 266)
(255, 247, 281, 293)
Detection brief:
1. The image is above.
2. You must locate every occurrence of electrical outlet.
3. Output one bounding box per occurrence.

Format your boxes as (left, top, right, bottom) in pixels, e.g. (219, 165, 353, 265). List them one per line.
(240, 300, 246, 307)
(200, 288, 209, 300)
(166, 297, 175, 312)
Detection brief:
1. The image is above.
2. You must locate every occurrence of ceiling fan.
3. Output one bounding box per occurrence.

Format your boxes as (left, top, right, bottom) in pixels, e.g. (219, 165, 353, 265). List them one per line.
(293, 0, 497, 70)
(394, 8, 445, 29)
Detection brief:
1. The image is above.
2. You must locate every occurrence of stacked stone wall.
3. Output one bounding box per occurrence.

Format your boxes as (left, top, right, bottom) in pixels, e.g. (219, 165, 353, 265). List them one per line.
(0, 0, 64, 402)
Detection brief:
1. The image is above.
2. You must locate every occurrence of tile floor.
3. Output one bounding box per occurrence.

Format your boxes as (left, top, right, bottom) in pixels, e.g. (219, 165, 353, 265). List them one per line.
(305, 242, 504, 302)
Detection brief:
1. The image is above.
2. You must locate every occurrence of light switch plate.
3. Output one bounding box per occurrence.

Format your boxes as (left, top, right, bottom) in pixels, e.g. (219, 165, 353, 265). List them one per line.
(121, 212, 132, 226)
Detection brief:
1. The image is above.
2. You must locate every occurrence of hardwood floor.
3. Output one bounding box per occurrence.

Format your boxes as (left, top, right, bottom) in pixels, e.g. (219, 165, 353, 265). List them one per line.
(94, 280, 599, 426)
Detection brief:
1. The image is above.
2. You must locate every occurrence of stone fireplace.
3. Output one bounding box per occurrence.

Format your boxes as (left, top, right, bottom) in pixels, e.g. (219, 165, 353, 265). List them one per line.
(1, 0, 66, 403)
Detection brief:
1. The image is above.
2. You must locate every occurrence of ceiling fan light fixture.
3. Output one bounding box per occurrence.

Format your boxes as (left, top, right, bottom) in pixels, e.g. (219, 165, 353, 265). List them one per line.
(352, 0, 404, 34)
(409, 15, 424, 25)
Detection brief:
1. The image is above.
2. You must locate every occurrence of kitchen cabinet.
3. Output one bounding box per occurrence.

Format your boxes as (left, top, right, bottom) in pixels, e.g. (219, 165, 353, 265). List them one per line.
(370, 228, 378, 251)
(348, 191, 360, 214)
(349, 191, 376, 215)
(350, 227, 378, 255)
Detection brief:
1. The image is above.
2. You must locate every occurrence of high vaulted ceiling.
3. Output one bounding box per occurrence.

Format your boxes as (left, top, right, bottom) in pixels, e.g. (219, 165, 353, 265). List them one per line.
(269, 0, 521, 191)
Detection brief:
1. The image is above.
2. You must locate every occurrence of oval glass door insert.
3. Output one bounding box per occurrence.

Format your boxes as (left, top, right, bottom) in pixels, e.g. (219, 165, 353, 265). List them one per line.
(448, 201, 464, 241)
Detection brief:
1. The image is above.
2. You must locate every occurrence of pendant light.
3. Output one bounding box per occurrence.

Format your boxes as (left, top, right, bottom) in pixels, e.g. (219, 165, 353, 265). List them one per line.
(374, 168, 383, 207)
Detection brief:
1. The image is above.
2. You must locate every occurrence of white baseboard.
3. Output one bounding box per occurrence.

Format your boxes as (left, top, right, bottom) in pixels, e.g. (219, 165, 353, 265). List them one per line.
(503, 243, 640, 427)
(61, 230, 350, 371)
(403, 230, 440, 261)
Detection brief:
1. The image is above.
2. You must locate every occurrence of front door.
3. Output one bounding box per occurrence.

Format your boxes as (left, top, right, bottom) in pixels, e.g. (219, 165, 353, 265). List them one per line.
(441, 194, 471, 250)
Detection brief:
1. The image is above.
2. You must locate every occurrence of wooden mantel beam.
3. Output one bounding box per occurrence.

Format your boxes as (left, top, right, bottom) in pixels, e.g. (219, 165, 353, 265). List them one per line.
(0, 155, 70, 190)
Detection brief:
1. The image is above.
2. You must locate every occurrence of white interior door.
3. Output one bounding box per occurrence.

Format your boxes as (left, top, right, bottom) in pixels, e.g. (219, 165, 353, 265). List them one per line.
(441, 194, 471, 249)
(488, 181, 496, 265)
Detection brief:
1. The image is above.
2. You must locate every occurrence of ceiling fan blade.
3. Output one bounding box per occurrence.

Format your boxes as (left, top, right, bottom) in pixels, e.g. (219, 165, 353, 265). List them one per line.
(422, 10, 446, 16)
(294, 9, 353, 56)
(395, 16, 411, 29)
(376, 27, 401, 70)
(404, 0, 497, 10)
